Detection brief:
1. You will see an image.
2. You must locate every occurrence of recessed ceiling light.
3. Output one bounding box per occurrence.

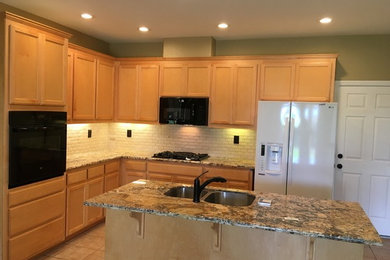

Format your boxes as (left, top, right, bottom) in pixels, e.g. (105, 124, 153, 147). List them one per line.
(320, 17, 332, 24)
(139, 26, 149, 32)
(81, 13, 93, 20)
(218, 23, 229, 29)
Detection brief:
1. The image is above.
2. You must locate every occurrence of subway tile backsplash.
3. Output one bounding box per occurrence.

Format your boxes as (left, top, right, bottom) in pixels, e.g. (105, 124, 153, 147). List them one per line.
(67, 123, 256, 160)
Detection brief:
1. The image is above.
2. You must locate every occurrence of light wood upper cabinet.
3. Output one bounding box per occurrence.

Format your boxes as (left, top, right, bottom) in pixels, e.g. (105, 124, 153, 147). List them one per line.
(41, 35, 67, 105)
(210, 65, 234, 124)
(258, 57, 336, 102)
(116, 63, 159, 122)
(210, 62, 257, 126)
(160, 64, 185, 96)
(8, 24, 40, 105)
(69, 47, 115, 122)
(7, 14, 70, 107)
(116, 64, 138, 120)
(232, 65, 257, 125)
(67, 52, 74, 121)
(160, 62, 211, 97)
(294, 59, 335, 101)
(138, 65, 159, 121)
(72, 52, 96, 120)
(96, 58, 115, 120)
(259, 62, 295, 100)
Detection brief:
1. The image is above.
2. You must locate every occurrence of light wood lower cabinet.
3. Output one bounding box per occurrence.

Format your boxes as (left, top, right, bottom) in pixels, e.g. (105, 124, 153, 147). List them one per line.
(105, 160, 120, 192)
(147, 161, 203, 185)
(145, 161, 253, 190)
(8, 176, 66, 260)
(121, 159, 147, 185)
(203, 166, 254, 190)
(66, 160, 119, 237)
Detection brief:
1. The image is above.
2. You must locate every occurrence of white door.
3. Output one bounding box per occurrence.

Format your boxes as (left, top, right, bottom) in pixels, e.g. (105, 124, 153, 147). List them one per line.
(334, 81, 390, 236)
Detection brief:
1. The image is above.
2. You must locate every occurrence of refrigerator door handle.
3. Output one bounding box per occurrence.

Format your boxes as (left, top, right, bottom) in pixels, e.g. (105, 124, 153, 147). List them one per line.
(283, 117, 289, 174)
(287, 117, 295, 185)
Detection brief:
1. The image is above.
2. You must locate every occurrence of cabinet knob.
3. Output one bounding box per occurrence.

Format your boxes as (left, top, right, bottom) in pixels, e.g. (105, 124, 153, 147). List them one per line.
(336, 164, 343, 169)
(337, 154, 343, 159)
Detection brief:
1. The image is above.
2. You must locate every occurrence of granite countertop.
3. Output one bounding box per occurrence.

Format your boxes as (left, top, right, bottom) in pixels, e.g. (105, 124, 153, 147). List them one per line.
(66, 152, 255, 170)
(85, 179, 382, 246)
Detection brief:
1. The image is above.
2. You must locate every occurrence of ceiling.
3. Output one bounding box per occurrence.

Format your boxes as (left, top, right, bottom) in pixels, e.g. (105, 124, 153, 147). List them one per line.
(1, 0, 390, 43)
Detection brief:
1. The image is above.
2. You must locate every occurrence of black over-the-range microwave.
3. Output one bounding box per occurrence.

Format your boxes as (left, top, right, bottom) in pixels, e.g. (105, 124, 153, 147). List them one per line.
(159, 97, 209, 126)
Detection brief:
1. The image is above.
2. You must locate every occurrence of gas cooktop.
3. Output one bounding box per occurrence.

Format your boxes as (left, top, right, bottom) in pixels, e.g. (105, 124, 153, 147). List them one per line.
(152, 151, 209, 161)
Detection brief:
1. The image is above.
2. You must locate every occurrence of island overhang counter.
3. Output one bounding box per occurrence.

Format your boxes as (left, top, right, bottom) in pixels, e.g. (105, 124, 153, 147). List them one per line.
(85, 180, 382, 260)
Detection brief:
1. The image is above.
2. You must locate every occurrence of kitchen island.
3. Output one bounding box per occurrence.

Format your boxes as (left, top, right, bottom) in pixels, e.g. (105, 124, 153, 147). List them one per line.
(85, 180, 382, 260)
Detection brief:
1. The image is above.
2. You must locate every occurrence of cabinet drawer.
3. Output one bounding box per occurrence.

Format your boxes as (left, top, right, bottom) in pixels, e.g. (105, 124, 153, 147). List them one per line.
(9, 191, 65, 237)
(105, 160, 120, 173)
(204, 167, 251, 182)
(88, 165, 104, 179)
(9, 176, 65, 207)
(148, 162, 202, 177)
(67, 169, 87, 185)
(9, 217, 65, 260)
(147, 173, 173, 182)
(124, 160, 146, 171)
(124, 171, 146, 184)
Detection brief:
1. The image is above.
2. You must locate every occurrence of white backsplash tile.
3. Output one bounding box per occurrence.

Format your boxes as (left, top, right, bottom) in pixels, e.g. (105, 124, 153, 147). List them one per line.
(68, 123, 256, 161)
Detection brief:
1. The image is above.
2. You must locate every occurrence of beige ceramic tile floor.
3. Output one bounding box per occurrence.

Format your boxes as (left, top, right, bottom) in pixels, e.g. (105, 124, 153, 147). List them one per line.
(34, 222, 389, 260)
(33, 223, 105, 260)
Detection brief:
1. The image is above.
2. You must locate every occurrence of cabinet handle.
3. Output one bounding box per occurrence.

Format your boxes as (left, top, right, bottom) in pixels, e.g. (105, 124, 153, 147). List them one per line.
(336, 164, 343, 169)
(337, 154, 343, 159)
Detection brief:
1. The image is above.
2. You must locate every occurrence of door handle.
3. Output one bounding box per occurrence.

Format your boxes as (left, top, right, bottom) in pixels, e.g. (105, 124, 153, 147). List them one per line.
(337, 154, 343, 159)
(336, 164, 343, 169)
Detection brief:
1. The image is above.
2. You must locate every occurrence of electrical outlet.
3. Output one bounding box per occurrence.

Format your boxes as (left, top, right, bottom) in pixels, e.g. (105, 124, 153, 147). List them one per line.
(127, 129, 132, 138)
(88, 129, 92, 138)
(234, 135, 239, 144)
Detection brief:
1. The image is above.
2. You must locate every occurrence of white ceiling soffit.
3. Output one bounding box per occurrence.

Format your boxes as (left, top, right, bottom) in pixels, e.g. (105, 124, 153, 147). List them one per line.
(1, 0, 390, 43)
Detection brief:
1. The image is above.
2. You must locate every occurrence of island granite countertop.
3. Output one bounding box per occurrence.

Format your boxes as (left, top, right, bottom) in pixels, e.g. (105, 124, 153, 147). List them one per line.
(66, 151, 255, 171)
(85, 179, 382, 246)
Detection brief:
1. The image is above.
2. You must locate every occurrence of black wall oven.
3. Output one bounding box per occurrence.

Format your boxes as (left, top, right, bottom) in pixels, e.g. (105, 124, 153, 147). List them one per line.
(9, 111, 66, 189)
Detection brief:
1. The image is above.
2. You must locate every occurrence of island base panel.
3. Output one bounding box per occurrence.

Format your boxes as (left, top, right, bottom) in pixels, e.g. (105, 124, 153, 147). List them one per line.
(105, 209, 363, 260)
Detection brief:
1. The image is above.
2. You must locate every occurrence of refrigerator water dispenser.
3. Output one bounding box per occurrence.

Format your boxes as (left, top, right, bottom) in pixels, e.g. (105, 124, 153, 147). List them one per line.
(259, 143, 283, 174)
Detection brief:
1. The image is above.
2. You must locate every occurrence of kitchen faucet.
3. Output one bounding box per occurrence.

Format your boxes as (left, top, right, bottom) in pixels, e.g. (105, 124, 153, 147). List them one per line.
(193, 170, 226, 203)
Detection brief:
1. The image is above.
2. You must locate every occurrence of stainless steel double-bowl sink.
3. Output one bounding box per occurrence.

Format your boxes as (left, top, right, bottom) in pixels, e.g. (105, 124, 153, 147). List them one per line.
(164, 186, 256, 206)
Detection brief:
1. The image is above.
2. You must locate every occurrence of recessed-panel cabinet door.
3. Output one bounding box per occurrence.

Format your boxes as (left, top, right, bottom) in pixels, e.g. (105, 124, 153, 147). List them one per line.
(232, 64, 257, 125)
(86, 177, 104, 225)
(259, 62, 295, 100)
(187, 63, 211, 97)
(105, 172, 120, 192)
(41, 35, 67, 106)
(116, 64, 137, 120)
(66, 182, 86, 236)
(96, 58, 115, 120)
(210, 65, 234, 124)
(138, 65, 159, 122)
(160, 64, 185, 96)
(294, 60, 334, 101)
(67, 52, 74, 121)
(8, 24, 40, 105)
(73, 52, 96, 119)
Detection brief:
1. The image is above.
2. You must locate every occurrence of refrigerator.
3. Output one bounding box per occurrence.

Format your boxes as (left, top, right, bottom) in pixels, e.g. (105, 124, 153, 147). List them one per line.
(254, 101, 337, 199)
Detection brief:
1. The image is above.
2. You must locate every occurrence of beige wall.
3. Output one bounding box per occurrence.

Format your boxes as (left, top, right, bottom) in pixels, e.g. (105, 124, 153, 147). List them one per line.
(0, 3, 110, 54)
(110, 35, 390, 81)
(109, 42, 163, 57)
(216, 35, 390, 80)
